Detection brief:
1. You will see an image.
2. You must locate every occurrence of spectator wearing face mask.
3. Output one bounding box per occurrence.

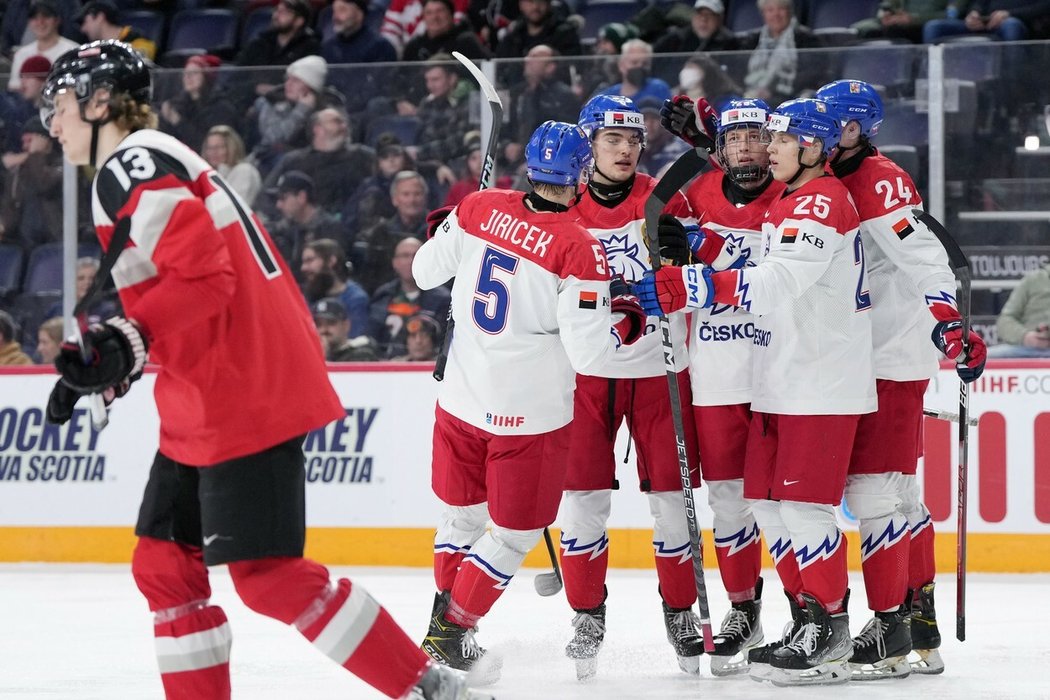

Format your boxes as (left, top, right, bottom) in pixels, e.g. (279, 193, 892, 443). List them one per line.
(592, 39, 672, 104)
(672, 53, 743, 109)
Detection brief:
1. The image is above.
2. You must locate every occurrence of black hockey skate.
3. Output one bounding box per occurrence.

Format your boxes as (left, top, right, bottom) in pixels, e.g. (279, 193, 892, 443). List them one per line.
(768, 592, 852, 687)
(748, 589, 805, 682)
(909, 582, 944, 674)
(710, 577, 764, 677)
(421, 592, 501, 686)
(662, 599, 704, 675)
(404, 662, 496, 700)
(849, 605, 912, 680)
(564, 602, 606, 681)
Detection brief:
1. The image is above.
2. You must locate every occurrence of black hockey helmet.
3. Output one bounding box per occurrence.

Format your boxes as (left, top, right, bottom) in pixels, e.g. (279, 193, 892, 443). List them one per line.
(40, 40, 151, 130)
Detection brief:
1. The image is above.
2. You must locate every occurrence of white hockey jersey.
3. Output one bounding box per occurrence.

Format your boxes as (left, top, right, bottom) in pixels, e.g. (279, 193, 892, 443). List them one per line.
(413, 189, 624, 436)
(686, 170, 786, 406)
(573, 173, 692, 378)
(708, 175, 877, 415)
(835, 150, 958, 381)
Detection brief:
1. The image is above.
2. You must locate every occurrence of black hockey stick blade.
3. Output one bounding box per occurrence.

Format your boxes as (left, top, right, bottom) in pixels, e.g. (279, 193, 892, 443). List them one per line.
(912, 207, 973, 643)
(640, 144, 716, 652)
(643, 147, 710, 272)
(911, 208, 970, 275)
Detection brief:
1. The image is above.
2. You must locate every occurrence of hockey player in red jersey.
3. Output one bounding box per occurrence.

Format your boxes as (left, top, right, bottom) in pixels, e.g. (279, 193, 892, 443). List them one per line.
(660, 96, 788, 676)
(413, 120, 646, 684)
(636, 98, 877, 686)
(557, 94, 747, 680)
(817, 79, 987, 678)
(41, 41, 487, 700)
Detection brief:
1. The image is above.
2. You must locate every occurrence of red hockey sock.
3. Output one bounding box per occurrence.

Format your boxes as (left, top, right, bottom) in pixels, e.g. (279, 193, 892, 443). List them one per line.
(860, 523, 910, 611)
(713, 524, 762, 602)
(654, 541, 697, 609)
(296, 578, 428, 699)
(908, 517, 937, 591)
(433, 549, 467, 593)
(767, 536, 804, 601)
(560, 532, 610, 611)
(154, 605, 232, 700)
(447, 555, 513, 628)
(795, 531, 848, 613)
(132, 538, 231, 700)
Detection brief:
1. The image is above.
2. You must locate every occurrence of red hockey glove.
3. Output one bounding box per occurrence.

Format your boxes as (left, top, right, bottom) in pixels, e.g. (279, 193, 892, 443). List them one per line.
(930, 304, 986, 382)
(689, 227, 747, 271)
(932, 319, 987, 382)
(610, 275, 646, 347)
(659, 95, 716, 152)
(632, 266, 713, 316)
(426, 206, 455, 239)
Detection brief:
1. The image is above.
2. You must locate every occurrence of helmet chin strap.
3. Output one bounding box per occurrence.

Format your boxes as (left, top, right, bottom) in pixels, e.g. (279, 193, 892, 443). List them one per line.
(89, 122, 101, 168)
(81, 96, 114, 169)
(785, 148, 824, 187)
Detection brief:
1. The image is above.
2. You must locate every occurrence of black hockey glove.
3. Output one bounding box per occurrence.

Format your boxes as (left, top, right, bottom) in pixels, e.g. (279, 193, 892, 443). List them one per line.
(55, 317, 148, 395)
(46, 381, 82, 425)
(45, 373, 136, 425)
(659, 95, 716, 153)
(657, 214, 690, 266)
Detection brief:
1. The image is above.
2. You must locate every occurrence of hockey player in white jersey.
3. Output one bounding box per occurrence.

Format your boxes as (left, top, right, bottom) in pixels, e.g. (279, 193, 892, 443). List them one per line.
(817, 79, 987, 678)
(636, 98, 877, 686)
(412, 120, 646, 684)
(557, 94, 747, 680)
(659, 96, 788, 676)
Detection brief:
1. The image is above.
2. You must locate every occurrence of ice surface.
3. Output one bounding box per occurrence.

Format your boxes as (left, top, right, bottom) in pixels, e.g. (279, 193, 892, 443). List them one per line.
(0, 565, 1046, 699)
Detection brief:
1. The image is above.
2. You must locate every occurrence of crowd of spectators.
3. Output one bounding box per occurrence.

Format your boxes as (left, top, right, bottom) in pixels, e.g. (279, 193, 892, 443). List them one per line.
(2, 0, 1050, 364)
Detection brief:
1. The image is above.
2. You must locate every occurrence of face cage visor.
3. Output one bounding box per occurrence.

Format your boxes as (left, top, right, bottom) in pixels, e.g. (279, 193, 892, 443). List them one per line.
(717, 124, 771, 186)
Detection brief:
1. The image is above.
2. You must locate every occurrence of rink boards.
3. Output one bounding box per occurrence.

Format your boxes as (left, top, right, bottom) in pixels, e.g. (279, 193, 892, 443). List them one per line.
(0, 362, 1048, 571)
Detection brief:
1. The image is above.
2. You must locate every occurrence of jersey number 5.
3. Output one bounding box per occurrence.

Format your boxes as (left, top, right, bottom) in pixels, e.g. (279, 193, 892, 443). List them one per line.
(473, 246, 519, 334)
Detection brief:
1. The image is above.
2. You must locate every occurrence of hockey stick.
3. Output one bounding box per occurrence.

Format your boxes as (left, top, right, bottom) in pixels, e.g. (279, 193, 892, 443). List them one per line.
(534, 527, 564, 596)
(432, 53, 503, 381)
(912, 207, 971, 643)
(66, 217, 135, 431)
(923, 407, 979, 427)
(643, 145, 715, 653)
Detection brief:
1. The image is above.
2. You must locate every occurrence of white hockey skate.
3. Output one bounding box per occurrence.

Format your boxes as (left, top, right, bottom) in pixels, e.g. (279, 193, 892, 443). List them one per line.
(849, 606, 912, 680)
(662, 601, 704, 675)
(709, 578, 764, 677)
(565, 603, 606, 680)
(767, 593, 852, 687)
(908, 583, 945, 675)
(404, 661, 497, 700)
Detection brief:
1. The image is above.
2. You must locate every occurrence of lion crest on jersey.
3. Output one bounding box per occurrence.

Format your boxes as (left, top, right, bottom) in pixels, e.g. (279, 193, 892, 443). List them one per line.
(600, 231, 650, 281)
(710, 232, 753, 316)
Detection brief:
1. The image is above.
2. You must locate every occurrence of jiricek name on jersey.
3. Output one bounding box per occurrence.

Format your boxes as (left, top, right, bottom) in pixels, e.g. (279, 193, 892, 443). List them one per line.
(478, 208, 555, 257)
(0, 406, 105, 481)
(302, 407, 378, 484)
